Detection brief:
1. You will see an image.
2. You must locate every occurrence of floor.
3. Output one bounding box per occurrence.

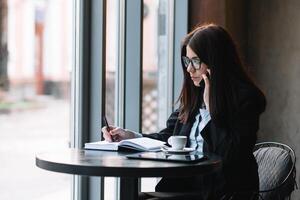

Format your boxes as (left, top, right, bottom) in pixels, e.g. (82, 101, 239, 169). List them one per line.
(0, 98, 71, 200)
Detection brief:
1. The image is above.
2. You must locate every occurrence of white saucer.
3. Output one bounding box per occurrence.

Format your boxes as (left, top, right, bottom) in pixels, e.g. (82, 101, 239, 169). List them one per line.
(161, 147, 195, 154)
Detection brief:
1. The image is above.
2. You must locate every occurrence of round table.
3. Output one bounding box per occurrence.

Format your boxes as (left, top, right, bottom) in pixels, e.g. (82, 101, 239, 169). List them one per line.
(36, 149, 222, 200)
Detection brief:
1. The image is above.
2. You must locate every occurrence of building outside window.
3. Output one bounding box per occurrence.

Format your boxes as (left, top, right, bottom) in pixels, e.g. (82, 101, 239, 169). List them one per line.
(0, 0, 73, 199)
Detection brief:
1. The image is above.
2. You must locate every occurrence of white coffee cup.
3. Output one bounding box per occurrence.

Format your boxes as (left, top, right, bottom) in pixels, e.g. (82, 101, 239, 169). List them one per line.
(167, 136, 187, 150)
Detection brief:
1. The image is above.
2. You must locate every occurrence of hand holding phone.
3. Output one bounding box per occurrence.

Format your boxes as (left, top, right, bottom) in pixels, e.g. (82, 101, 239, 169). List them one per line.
(199, 70, 210, 88)
(202, 69, 211, 110)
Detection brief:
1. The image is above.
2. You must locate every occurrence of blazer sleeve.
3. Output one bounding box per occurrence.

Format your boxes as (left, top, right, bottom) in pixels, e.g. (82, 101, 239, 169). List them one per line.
(142, 109, 179, 142)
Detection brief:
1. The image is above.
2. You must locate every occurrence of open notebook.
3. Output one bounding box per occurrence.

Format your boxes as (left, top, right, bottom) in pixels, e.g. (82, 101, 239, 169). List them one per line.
(84, 137, 165, 152)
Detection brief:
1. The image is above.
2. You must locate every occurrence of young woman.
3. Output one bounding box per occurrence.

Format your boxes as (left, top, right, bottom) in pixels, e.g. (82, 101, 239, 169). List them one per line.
(102, 24, 266, 199)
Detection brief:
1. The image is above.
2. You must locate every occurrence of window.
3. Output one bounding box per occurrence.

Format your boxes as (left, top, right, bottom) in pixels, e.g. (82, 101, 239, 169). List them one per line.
(81, 0, 187, 199)
(141, 0, 174, 192)
(0, 1, 73, 199)
(104, 0, 119, 199)
(0, 0, 187, 199)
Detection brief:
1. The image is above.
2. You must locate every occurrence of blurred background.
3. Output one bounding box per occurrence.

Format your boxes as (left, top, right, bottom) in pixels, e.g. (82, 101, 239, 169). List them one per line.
(0, 0, 72, 200)
(1, 0, 300, 199)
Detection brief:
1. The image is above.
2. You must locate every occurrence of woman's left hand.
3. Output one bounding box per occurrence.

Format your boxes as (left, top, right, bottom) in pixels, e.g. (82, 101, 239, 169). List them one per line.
(202, 69, 211, 111)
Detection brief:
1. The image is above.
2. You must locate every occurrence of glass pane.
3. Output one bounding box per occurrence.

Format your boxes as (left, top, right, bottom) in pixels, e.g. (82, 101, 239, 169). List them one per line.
(0, 1, 73, 200)
(105, 0, 117, 126)
(141, 0, 171, 192)
(104, 0, 118, 199)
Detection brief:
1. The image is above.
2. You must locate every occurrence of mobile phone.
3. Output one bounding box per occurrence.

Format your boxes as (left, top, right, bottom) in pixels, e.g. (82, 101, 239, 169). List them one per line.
(199, 71, 210, 88)
(206, 71, 211, 80)
(103, 116, 111, 132)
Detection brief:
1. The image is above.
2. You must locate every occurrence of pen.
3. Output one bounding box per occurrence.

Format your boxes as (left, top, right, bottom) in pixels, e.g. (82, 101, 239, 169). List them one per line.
(103, 116, 111, 132)
(103, 116, 114, 141)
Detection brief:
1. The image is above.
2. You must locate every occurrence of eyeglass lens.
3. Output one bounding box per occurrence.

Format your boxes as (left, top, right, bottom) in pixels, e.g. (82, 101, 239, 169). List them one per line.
(182, 56, 201, 69)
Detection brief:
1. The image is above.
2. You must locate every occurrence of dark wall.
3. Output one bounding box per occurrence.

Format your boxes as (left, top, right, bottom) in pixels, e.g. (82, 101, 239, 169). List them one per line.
(248, 0, 300, 190)
(188, 0, 247, 60)
(225, 0, 247, 61)
(188, 0, 225, 30)
(189, 0, 300, 197)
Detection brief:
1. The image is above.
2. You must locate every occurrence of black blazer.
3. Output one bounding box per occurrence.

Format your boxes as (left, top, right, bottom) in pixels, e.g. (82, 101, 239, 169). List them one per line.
(142, 84, 266, 199)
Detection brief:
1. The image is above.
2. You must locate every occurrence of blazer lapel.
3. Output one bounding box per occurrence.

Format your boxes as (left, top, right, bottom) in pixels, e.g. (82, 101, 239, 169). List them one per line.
(201, 121, 227, 152)
(179, 122, 193, 137)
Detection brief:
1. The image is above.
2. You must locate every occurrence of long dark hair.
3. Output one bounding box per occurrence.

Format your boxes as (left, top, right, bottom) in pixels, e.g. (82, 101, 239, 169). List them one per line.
(178, 24, 264, 126)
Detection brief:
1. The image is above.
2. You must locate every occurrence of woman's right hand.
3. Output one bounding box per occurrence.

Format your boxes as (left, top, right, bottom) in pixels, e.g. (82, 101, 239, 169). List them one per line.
(202, 69, 211, 112)
(102, 126, 136, 142)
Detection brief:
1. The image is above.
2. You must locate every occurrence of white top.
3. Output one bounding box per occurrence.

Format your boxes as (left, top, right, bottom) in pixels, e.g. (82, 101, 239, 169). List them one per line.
(189, 108, 211, 152)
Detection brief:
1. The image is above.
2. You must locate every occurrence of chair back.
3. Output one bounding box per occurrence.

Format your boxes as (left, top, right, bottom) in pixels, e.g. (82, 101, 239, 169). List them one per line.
(253, 142, 296, 200)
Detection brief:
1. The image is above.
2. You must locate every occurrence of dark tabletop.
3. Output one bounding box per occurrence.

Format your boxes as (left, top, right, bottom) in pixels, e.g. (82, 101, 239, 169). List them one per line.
(36, 149, 222, 177)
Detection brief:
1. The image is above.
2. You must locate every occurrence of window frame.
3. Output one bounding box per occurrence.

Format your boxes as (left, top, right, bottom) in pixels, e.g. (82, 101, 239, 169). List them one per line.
(71, 0, 106, 200)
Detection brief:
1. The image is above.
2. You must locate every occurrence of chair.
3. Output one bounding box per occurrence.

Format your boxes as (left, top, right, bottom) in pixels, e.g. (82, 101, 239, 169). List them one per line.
(253, 142, 297, 200)
(140, 142, 297, 200)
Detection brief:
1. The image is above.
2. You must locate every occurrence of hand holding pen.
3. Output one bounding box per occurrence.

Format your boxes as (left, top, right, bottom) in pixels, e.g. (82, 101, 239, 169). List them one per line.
(102, 116, 116, 142)
(102, 116, 137, 142)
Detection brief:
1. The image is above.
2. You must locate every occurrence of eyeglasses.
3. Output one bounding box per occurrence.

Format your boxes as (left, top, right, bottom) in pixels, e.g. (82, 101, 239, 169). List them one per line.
(182, 56, 202, 70)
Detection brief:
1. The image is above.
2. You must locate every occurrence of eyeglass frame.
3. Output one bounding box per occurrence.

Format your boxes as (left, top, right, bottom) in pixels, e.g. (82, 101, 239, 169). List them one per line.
(181, 56, 202, 70)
